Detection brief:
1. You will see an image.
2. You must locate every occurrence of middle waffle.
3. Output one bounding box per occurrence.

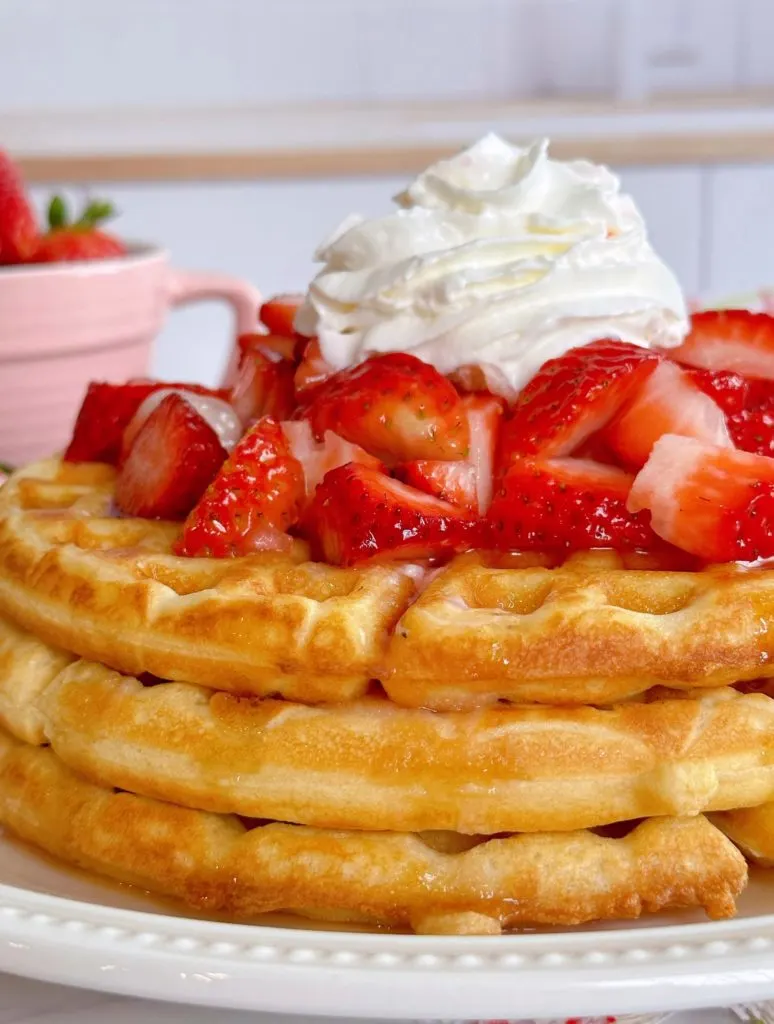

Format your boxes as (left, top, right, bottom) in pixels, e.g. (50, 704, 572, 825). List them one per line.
(4, 615, 774, 835)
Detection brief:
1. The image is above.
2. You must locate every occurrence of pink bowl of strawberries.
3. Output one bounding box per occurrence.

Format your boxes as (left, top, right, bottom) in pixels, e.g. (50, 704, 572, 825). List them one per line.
(0, 149, 261, 467)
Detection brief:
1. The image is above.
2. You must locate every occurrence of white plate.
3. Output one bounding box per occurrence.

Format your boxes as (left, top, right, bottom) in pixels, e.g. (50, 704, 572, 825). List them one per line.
(2, 831, 774, 1019)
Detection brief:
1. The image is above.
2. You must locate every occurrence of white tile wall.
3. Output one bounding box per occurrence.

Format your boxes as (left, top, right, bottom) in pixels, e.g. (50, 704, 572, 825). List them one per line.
(618, 165, 703, 298)
(30, 165, 705, 386)
(526, 0, 617, 98)
(0, 0, 514, 112)
(631, 0, 741, 96)
(738, 0, 774, 89)
(361, 0, 525, 103)
(704, 165, 774, 299)
(0, 0, 769, 113)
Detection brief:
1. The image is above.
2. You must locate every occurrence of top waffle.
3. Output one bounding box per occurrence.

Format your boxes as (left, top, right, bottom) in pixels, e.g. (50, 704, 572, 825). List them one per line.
(2, 459, 774, 709)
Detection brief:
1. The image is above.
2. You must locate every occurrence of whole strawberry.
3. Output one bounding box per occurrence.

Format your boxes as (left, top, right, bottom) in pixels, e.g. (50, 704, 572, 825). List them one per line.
(31, 194, 126, 263)
(0, 149, 38, 264)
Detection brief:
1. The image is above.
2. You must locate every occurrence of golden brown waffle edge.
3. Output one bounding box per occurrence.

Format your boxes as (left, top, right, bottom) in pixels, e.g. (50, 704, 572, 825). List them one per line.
(0, 729, 747, 932)
(3, 460, 774, 709)
(4, 615, 774, 835)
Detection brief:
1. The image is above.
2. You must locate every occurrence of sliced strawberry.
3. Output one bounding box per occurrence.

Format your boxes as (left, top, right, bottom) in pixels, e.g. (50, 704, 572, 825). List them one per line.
(398, 394, 503, 514)
(688, 368, 753, 415)
(397, 460, 478, 512)
(305, 463, 482, 566)
(669, 310, 774, 380)
(294, 337, 335, 399)
(0, 149, 38, 264)
(728, 393, 774, 457)
(447, 364, 490, 394)
(488, 458, 656, 553)
(120, 389, 243, 465)
(604, 360, 731, 469)
(230, 347, 296, 425)
(115, 394, 226, 520)
(573, 431, 621, 466)
(281, 420, 382, 498)
(301, 353, 469, 464)
(64, 381, 231, 465)
(498, 340, 660, 467)
(688, 368, 774, 457)
(447, 364, 518, 403)
(66, 382, 157, 464)
(463, 392, 504, 514)
(237, 331, 297, 364)
(259, 294, 304, 337)
(685, 367, 751, 416)
(628, 434, 774, 562)
(175, 416, 304, 557)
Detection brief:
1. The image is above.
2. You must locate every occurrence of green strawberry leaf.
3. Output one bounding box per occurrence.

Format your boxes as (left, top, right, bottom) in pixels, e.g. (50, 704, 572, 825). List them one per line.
(76, 199, 117, 229)
(0, 461, 15, 475)
(47, 194, 69, 231)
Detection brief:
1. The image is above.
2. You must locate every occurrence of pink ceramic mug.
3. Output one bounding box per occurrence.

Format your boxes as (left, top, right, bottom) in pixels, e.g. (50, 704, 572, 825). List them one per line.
(0, 244, 262, 466)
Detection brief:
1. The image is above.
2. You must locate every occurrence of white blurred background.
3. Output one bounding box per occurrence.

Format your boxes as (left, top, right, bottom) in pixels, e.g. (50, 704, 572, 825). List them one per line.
(1, 0, 773, 384)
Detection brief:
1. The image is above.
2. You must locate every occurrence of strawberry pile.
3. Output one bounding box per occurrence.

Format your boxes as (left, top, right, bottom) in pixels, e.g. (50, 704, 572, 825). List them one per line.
(0, 150, 125, 266)
(63, 297, 774, 567)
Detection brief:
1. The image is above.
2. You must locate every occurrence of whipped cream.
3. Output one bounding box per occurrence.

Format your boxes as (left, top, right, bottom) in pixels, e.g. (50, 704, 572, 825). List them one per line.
(295, 134, 688, 393)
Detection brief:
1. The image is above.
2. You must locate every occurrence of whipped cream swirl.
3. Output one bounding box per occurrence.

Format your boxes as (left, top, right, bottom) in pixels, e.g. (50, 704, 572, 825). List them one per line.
(295, 134, 688, 394)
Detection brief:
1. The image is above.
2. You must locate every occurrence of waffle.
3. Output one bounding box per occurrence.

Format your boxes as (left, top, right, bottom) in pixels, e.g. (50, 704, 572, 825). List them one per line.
(0, 729, 746, 932)
(13, 648, 774, 834)
(0, 614, 74, 745)
(384, 552, 774, 709)
(2, 462, 774, 709)
(0, 461, 415, 703)
(0, 461, 767, 932)
(711, 801, 774, 868)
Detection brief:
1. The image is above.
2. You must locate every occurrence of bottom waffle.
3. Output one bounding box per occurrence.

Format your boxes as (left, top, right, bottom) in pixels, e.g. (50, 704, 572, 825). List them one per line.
(712, 801, 774, 868)
(0, 729, 746, 934)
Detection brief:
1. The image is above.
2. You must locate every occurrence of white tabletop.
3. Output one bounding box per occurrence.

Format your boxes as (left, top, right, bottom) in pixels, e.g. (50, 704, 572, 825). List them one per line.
(0, 973, 743, 1024)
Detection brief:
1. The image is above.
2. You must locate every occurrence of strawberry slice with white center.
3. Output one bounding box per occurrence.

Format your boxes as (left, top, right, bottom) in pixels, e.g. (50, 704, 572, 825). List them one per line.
(115, 394, 227, 520)
(604, 360, 732, 469)
(397, 393, 504, 514)
(281, 420, 382, 498)
(175, 416, 305, 557)
(238, 331, 298, 364)
(294, 337, 334, 399)
(397, 460, 478, 512)
(669, 310, 774, 379)
(305, 463, 482, 566)
(488, 457, 657, 553)
(498, 339, 660, 466)
(230, 342, 296, 425)
(628, 434, 774, 562)
(64, 380, 230, 465)
(301, 352, 469, 464)
(464, 392, 504, 513)
(259, 294, 304, 337)
(120, 388, 243, 465)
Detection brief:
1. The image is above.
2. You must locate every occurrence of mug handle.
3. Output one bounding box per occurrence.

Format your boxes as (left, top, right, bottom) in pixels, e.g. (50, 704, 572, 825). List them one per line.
(166, 268, 263, 385)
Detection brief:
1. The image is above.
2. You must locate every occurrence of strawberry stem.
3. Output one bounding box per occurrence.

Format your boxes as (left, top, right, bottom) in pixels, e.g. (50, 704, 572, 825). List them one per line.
(47, 195, 68, 230)
(75, 199, 116, 229)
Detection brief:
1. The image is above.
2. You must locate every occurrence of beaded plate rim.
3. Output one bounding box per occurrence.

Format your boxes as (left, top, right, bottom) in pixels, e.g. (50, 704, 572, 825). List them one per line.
(3, 881, 774, 1018)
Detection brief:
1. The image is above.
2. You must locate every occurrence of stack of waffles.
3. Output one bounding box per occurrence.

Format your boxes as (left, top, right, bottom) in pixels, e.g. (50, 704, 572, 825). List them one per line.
(3, 458, 774, 934)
